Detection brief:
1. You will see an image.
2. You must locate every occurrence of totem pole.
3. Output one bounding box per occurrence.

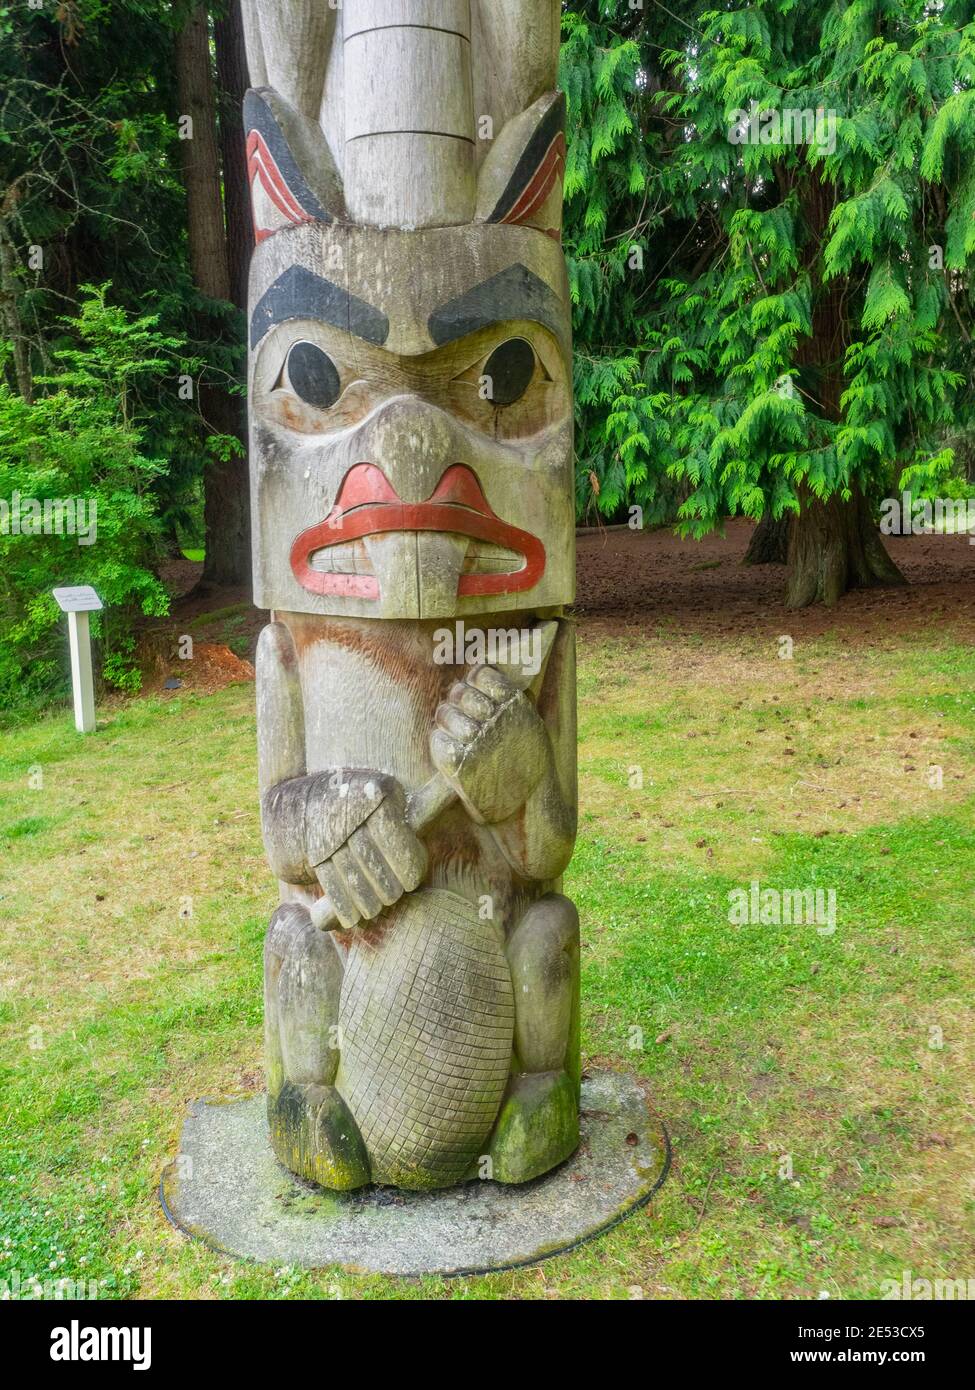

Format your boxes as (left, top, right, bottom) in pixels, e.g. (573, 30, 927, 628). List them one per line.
(243, 0, 578, 1192)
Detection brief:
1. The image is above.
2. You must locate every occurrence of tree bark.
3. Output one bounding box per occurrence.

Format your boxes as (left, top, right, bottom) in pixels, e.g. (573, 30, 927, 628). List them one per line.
(176, 6, 230, 303)
(176, 3, 249, 587)
(743, 512, 789, 565)
(206, 0, 253, 587)
(215, 0, 250, 316)
(785, 485, 906, 608)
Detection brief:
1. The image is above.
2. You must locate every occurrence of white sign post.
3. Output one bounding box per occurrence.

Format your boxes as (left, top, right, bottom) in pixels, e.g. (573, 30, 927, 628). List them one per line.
(53, 586, 103, 734)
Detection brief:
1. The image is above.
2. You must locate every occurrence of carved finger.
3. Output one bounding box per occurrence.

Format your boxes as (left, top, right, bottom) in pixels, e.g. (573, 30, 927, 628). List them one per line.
(330, 843, 384, 922)
(436, 703, 481, 742)
(347, 826, 403, 908)
(369, 800, 428, 892)
(450, 682, 495, 721)
(469, 665, 516, 702)
(430, 727, 465, 779)
(315, 860, 360, 932)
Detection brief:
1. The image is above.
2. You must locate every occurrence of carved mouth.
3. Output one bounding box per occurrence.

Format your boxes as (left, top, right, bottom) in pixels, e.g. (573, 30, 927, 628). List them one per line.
(290, 464, 546, 600)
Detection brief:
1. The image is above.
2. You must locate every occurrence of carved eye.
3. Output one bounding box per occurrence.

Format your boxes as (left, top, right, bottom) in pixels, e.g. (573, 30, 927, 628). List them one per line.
(482, 338, 536, 406)
(285, 341, 341, 409)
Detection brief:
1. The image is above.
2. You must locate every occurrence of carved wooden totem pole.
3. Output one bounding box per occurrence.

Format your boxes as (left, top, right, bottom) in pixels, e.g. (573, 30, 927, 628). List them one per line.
(243, 0, 577, 1191)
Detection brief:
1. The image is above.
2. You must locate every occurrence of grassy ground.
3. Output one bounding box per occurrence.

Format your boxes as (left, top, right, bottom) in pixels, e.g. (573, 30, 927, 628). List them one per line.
(1, 624, 973, 1300)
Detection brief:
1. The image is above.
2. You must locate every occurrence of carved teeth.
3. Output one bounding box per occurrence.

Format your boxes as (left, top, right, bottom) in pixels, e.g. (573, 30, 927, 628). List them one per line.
(462, 542, 525, 575)
(306, 534, 525, 592)
(308, 541, 375, 575)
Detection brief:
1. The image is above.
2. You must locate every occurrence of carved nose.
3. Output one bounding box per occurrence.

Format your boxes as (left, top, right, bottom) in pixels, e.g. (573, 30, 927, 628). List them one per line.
(359, 395, 458, 502)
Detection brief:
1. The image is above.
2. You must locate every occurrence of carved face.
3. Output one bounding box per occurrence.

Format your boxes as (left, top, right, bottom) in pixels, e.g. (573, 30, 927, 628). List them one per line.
(248, 222, 574, 618)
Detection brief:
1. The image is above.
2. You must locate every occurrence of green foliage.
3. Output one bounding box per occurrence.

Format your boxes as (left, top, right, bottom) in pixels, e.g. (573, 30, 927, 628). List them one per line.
(0, 287, 180, 712)
(0, 2, 247, 710)
(562, 4, 668, 521)
(563, 1, 975, 531)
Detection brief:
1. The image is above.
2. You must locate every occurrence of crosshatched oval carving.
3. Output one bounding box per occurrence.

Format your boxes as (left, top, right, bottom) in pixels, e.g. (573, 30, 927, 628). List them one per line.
(337, 890, 515, 1189)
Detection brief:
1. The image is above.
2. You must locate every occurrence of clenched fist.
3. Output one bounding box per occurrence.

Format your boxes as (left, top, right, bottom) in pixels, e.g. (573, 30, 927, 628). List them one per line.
(430, 665, 550, 825)
(307, 772, 427, 931)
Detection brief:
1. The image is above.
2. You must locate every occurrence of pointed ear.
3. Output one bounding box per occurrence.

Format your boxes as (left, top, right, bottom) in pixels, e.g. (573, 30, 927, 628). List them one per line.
(476, 93, 566, 240)
(241, 0, 336, 122)
(245, 89, 346, 243)
(476, 0, 561, 113)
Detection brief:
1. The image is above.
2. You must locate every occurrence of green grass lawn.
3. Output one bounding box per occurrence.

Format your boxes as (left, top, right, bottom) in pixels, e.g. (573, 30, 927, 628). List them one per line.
(1, 625, 973, 1300)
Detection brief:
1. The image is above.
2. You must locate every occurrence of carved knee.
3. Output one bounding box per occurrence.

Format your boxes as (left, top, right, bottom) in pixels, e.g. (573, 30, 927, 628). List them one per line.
(507, 893, 580, 1085)
(264, 906, 369, 1189)
(264, 903, 344, 1097)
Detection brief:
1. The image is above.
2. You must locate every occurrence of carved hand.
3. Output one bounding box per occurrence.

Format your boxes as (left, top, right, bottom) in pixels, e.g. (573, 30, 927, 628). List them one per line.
(430, 666, 550, 826)
(308, 772, 427, 932)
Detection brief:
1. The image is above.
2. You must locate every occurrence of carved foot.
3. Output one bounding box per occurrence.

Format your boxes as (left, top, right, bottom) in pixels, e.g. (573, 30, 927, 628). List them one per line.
(268, 1081, 370, 1191)
(489, 1070, 578, 1184)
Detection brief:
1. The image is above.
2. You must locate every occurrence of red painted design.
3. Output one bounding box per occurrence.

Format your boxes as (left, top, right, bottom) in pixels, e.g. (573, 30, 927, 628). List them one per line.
(500, 134, 566, 230)
(247, 130, 315, 244)
(290, 464, 546, 601)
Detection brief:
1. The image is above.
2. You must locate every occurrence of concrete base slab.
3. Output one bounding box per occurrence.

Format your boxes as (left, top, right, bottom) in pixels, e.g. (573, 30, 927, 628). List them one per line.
(160, 1070, 670, 1277)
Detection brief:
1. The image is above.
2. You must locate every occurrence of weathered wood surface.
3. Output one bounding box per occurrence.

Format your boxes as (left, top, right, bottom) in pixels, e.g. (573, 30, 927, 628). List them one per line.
(243, 0, 579, 1192)
(248, 221, 574, 619)
(344, 1, 475, 227)
(241, 0, 566, 234)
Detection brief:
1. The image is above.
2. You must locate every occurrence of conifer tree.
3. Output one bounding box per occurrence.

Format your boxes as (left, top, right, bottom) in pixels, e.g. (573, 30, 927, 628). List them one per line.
(564, 0, 975, 605)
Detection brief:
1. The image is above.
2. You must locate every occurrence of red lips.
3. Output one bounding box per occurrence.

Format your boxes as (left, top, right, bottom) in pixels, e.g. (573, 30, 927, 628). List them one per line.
(290, 464, 546, 600)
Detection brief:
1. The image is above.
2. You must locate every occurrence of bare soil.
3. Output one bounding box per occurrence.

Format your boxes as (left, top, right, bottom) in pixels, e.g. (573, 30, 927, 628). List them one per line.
(574, 518, 975, 644)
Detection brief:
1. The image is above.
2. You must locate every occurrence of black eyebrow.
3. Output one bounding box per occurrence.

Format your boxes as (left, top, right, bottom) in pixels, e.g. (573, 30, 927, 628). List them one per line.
(428, 265, 565, 347)
(250, 266, 389, 348)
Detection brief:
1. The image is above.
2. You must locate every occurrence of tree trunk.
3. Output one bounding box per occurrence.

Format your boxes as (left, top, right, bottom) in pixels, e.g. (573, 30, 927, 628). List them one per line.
(215, 0, 250, 315)
(207, 0, 253, 587)
(176, 6, 230, 303)
(780, 175, 908, 607)
(785, 486, 906, 609)
(0, 221, 33, 401)
(743, 512, 789, 565)
(176, 3, 249, 587)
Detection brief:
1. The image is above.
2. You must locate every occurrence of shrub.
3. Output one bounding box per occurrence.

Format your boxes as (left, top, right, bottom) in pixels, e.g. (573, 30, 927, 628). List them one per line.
(0, 285, 181, 717)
